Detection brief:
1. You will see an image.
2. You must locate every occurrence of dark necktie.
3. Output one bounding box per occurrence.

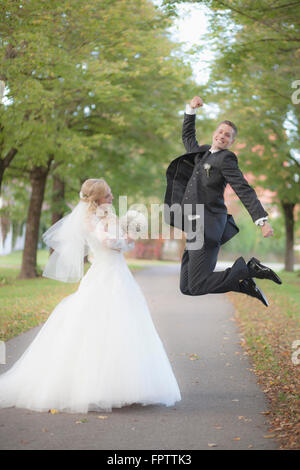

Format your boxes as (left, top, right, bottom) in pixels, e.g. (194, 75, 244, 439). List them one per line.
(195, 149, 211, 167)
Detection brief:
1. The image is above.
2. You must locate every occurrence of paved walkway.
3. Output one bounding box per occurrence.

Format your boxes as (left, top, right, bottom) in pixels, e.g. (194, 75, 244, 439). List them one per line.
(0, 265, 278, 450)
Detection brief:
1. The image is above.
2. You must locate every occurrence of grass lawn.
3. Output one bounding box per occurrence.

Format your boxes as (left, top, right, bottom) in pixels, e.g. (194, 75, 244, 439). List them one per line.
(226, 270, 300, 450)
(0, 250, 174, 342)
(0, 250, 51, 268)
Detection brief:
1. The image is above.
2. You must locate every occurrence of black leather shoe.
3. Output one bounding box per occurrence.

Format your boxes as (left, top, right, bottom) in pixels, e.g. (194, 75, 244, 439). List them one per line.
(247, 257, 282, 285)
(239, 278, 269, 307)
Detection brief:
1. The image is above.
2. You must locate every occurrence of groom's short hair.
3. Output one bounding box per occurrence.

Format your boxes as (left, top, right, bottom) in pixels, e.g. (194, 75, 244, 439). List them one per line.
(218, 120, 238, 138)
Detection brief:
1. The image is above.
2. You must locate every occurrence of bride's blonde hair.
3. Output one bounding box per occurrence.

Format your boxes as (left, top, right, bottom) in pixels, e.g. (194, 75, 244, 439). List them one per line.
(80, 178, 110, 214)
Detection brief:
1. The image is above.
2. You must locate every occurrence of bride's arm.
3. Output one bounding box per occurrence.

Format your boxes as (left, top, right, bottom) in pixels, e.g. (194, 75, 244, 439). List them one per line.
(95, 216, 135, 253)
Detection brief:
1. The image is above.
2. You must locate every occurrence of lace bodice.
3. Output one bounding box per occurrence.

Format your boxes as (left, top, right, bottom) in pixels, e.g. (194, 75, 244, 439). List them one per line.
(84, 212, 135, 258)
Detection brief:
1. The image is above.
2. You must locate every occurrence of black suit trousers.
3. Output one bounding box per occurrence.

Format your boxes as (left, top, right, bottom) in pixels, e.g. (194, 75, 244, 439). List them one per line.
(180, 210, 251, 295)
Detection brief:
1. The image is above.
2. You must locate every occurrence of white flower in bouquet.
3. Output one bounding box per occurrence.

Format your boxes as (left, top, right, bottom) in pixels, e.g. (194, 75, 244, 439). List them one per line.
(120, 210, 148, 239)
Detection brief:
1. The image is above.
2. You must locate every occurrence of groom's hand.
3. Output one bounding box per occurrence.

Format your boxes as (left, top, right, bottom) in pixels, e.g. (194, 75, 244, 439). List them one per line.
(190, 96, 203, 109)
(261, 222, 274, 238)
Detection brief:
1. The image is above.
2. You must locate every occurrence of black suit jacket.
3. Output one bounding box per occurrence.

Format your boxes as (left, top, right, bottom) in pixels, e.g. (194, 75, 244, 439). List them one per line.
(164, 113, 268, 245)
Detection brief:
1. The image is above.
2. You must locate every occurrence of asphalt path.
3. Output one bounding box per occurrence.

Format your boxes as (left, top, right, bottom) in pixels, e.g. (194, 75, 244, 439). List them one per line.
(0, 264, 278, 450)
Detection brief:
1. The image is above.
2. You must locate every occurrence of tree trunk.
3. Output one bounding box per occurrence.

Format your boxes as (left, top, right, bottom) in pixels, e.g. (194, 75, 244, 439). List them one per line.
(281, 201, 295, 272)
(0, 215, 10, 248)
(0, 148, 18, 194)
(19, 163, 51, 279)
(0, 160, 5, 194)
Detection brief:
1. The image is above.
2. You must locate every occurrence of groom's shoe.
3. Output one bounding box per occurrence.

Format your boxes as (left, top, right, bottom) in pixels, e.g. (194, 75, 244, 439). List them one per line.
(239, 278, 269, 307)
(247, 257, 282, 285)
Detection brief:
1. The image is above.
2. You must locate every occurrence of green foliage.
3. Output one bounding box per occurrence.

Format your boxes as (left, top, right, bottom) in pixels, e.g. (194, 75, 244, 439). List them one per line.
(222, 207, 257, 255)
(222, 204, 285, 259)
(1, 0, 197, 227)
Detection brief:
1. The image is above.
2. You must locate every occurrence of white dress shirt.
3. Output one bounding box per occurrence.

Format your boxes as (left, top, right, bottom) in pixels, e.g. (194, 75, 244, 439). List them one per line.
(185, 104, 268, 226)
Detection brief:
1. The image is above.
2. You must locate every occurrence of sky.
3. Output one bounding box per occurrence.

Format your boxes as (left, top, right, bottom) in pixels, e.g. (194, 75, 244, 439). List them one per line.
(153, 1, 219, 117)
(165, 2, 213, 86)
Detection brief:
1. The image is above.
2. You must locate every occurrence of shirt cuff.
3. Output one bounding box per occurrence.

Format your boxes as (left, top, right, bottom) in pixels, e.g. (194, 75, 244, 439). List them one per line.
(255, 217, 268, 226)
(185, 104, 197, 115)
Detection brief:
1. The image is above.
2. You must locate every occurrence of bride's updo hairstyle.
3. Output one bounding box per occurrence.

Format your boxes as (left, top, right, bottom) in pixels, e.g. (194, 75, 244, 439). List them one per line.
(80, 178, 110, 214)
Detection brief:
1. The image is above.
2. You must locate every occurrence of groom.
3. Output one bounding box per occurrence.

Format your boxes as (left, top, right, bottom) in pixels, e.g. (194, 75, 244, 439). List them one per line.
(164, 96, 282, 306)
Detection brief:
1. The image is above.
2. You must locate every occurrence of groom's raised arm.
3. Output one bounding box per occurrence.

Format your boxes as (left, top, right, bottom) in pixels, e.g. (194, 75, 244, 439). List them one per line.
(182, 97, 204, 153)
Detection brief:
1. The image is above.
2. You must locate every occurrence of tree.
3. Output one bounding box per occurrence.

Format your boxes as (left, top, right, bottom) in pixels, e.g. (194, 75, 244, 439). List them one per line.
(0, 80, 18, 193)
(1, 0, 196, 276)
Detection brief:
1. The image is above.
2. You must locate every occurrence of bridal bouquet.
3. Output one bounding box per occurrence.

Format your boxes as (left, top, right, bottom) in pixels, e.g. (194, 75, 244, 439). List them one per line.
(119, 210, 148, 239)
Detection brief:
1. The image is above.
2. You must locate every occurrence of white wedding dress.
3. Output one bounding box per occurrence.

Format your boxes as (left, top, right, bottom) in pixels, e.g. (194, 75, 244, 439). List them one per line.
(0, 212, 181, 413)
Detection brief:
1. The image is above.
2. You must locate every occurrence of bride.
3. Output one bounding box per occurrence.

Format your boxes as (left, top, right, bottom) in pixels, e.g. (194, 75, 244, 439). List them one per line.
(0, 178, 181, 413)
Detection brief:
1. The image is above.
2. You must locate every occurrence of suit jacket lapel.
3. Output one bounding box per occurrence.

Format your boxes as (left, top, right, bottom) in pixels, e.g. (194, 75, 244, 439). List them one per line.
(195, 149, 211, 166)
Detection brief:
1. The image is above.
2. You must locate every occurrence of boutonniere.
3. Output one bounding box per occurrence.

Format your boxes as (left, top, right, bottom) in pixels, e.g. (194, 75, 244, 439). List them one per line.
(203, 163, 211, 177)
